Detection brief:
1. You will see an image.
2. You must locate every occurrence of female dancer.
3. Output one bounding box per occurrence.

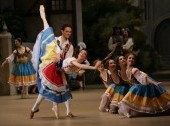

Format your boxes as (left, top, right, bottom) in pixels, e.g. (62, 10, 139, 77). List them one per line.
(118, 53, 170, 118)
(97, 59, 120, 112)
(1, 38, 36, 98)
(108, 56, 130, 113)
(30, 5, 101, 119)
(93, 59, 114, 89)
(97, 57, 130, 113)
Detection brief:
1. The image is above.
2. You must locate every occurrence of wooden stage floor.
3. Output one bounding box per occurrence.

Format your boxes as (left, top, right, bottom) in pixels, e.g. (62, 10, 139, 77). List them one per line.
(1, 86, 170, 126)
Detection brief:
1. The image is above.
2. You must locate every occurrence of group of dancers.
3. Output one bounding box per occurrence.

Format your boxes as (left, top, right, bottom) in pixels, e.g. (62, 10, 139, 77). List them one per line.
(1, 4, 170, 119)
(96, 53, 170, 118)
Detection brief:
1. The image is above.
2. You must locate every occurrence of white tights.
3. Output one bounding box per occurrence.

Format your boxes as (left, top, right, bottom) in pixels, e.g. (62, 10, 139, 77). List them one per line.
(53, 99, 71, 115)
(32, 94, 71, 115)
(21, 85, 29, 98)
(31, 94, 44, 112)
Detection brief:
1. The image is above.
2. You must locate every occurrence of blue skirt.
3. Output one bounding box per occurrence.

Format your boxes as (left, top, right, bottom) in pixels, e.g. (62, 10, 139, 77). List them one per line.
(118, 84, 170, 116)
(9, 61, 36, 86)
(105, 83, 130, 106)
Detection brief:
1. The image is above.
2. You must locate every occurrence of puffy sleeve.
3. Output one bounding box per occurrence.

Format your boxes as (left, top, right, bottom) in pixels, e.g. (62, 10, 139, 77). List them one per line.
(62, 57, 76, 68)
(108, 36, 119, 51)
(122, 38, 134, 51)
(132, 67, 148, 85)
(26, 47, 32, 54)
(108, 37, 113, 51)
(6, 50, 17, 63)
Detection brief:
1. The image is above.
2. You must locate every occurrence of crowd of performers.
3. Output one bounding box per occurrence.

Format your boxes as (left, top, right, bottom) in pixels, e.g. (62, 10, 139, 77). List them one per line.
(95, 54, 170, 118)
(1, 5, 170, 119)
(94, 11, 170, 118)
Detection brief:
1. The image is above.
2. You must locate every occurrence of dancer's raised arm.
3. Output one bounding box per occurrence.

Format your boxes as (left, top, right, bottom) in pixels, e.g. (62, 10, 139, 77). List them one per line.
(39, 5, 49, 29)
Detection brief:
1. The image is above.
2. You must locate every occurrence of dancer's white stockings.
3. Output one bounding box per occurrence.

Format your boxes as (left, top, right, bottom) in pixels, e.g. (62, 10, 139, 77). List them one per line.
(39, 5, 49, 30)
(52, 103, 59, 119)
(21, 85, 29, 98)
(32, 94, 44, 112)
(52, 100, 71, 119)
(65, 100, 71, 115)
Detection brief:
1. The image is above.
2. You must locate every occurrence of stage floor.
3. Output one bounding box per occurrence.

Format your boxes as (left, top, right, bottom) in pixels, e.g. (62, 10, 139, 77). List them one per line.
(1, 86, 170, 126)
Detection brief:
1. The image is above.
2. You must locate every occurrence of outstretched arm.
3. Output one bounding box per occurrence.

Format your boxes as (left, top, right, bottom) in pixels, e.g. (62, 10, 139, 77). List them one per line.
(146, 76, 162, 86)
(1, 51, 16, 68)
(132, 68, 161, 85)
(72, 60, 101, 70)
(1, 59, 8, 68)
(39, 5, 49, 29)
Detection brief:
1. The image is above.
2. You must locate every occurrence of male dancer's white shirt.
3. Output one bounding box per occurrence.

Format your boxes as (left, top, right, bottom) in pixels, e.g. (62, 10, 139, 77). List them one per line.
(55, 36, 74, 58)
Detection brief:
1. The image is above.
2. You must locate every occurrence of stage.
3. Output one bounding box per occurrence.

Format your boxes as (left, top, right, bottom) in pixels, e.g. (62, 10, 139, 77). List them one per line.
(0, 86, 170, 126)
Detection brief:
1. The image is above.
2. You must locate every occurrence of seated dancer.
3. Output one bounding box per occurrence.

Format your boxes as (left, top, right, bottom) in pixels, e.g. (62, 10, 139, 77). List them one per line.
(108, 56, 130, 113)
(30, 5, 101, 119)
(118, 53, 170, 118)
(93, 60, 113, 89)
(95, 59, 119, 112)
(97, 57, 130, 113)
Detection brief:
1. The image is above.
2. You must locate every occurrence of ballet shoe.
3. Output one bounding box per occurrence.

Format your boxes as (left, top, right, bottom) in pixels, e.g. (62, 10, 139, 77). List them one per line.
(30, 109, 39, 119)
(66, 112, 75, 118)
(52, 107, 59, 119)
(126, 113, 132, 118)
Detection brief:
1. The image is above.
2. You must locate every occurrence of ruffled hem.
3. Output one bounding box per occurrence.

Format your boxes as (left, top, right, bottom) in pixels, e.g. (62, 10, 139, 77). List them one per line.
(8, 74, 36, 86)
(39, 82, 72, 103)
(118, 84, 170, 115)
(39, 62, 66, 92)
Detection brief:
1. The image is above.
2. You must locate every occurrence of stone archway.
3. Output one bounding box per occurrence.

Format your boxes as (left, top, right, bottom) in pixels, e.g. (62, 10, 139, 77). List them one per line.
(154, 18, 170, 69)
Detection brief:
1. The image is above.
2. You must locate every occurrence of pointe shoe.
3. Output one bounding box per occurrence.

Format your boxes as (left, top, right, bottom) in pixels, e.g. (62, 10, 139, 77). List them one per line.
(52, 107, 59, 119)
(66, 112, 75, 118)
(39, 5, 46, 20)
(30, 109, 39, 119)
(126, 113, 131, 118)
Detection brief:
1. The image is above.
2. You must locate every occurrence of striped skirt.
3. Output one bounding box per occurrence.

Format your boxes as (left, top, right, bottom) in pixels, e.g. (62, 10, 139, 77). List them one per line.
(9, 61, 36, 86)
(118, 84, 170, 117)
